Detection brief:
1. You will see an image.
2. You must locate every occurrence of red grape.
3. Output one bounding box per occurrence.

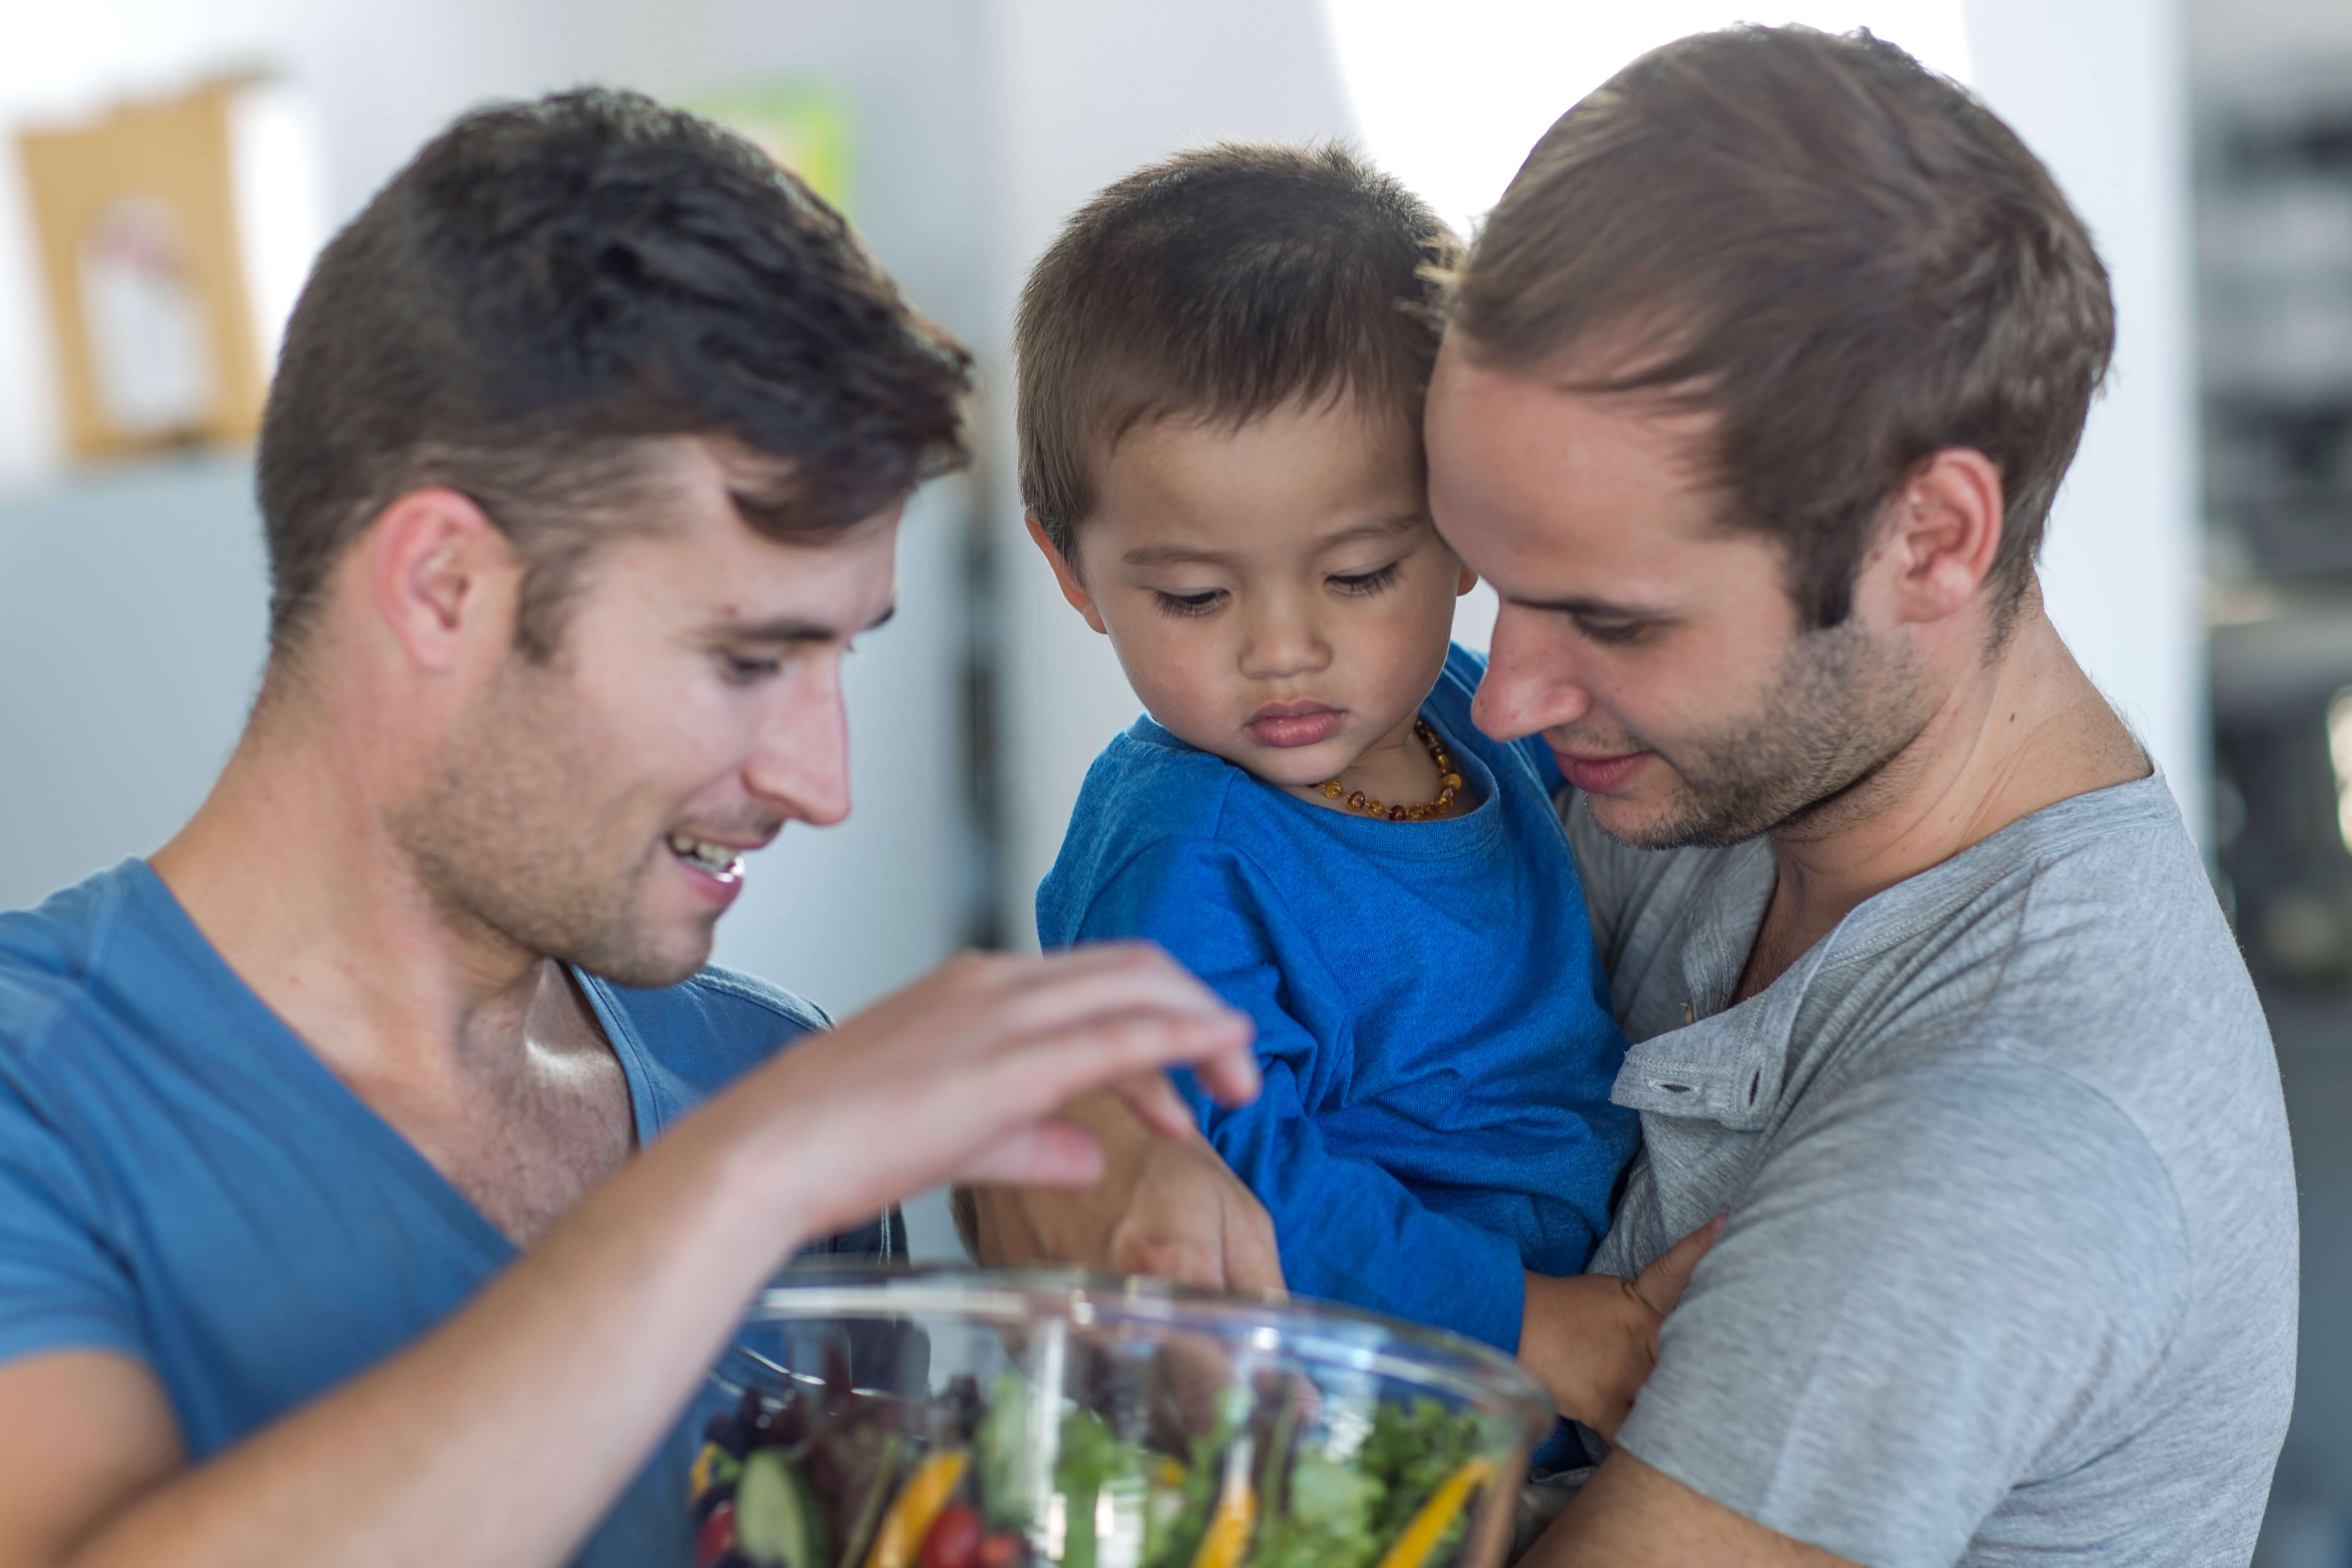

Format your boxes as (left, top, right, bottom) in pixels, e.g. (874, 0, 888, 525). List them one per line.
(694, 1500, 737, 1568)
(921, 1502, 982, 1568)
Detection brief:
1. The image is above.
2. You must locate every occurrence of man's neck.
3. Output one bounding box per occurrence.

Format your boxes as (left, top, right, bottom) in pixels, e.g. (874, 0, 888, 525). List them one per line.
(148, 687, 552, 1086)
(1735, 593, 2150, 1000)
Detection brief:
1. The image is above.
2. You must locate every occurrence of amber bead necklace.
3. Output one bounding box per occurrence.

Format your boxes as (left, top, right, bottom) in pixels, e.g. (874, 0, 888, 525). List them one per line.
(1318, 717, 1464, 822)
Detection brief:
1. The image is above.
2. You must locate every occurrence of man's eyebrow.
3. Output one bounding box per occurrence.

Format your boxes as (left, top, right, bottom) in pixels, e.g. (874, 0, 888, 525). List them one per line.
(716, 601, 898, 642)
(1510, 592, 1669, 620)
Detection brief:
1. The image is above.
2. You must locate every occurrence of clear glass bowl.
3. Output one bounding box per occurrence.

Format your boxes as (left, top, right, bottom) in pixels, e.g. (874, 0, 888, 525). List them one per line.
(687, 1265, 1553, 1568)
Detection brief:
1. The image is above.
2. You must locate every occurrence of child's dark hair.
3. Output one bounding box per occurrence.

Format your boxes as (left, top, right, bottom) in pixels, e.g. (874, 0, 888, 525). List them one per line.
(1016, 142, 1459, 564)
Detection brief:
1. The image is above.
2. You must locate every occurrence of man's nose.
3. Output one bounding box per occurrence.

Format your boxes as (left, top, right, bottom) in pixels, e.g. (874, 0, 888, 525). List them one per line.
(1239, 594, 1331, 680)
(746, 663, 853, 827)
(1473, 605, 1591, 741)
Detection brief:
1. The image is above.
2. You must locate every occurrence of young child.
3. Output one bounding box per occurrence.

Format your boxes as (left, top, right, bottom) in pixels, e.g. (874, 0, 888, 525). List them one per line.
(1015, 143, 1643, 1385)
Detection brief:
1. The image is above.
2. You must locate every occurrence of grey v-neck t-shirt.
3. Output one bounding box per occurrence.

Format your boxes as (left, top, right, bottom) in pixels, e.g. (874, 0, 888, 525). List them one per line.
(1571, 775, 2297, 1567)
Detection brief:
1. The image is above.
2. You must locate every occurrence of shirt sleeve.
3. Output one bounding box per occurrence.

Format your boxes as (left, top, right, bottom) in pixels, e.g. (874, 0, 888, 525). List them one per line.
(1065, 836, 1529, 1352)
(0, 1083, 147, 1369)
(1614, 1049, 2189, 1568)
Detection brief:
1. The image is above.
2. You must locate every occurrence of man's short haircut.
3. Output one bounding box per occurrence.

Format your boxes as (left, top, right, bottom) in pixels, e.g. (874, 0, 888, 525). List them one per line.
(257, 87, 972, 663)
(1449, 26, 2114, 630)
(1017, 142, 1460, 563)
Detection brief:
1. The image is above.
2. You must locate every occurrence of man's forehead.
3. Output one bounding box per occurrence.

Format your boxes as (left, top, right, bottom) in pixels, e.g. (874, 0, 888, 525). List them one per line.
(1433, 341, 1718, 470)
(1426, 349, 1773, 605)
(595, 448, 899, 628)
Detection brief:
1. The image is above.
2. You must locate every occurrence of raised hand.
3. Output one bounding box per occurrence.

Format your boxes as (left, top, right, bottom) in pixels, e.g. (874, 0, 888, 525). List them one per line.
(730, 943, 1262, 1245)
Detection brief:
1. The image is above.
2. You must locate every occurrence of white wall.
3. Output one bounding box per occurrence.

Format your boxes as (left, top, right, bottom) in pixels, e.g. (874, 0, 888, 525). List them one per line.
(0, 456, 267, 909)
(1964, 0, 2206, 841)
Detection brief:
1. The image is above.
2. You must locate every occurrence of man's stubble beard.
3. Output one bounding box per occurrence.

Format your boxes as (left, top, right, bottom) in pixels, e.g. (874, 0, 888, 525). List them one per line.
(388, 653, 713, 991)
(1593, 616, 1932, 851)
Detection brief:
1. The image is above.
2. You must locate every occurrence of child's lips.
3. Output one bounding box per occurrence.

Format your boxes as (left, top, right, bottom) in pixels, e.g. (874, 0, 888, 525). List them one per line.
(1247, 704, 1343, 748)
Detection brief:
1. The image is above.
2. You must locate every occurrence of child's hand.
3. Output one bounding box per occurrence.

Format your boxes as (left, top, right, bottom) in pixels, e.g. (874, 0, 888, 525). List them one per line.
(961, 1089, 1286, 1292)
(1518, 1216, 1725, 1439)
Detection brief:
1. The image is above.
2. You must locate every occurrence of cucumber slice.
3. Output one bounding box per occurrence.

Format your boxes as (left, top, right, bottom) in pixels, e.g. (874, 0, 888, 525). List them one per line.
(736, 1448, 828, 1568)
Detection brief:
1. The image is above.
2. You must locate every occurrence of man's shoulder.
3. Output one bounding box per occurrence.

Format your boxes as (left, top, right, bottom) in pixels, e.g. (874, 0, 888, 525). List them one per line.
(675, 965, 832, 1035)
(0, 861, 174, 1077)
(587, 964, 829, 1066)
(1871, 776, 2267, 1096)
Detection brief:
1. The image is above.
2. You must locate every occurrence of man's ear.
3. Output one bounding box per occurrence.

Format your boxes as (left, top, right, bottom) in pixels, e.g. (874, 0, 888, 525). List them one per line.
(367, 488, 517, 672)
(1025, 512, 1108, 634)
(1878, 448, 2005, 627)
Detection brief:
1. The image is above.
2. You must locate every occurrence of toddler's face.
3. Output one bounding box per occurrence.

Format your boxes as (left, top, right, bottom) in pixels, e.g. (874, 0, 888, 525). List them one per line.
(1037, 394, 1472, 792)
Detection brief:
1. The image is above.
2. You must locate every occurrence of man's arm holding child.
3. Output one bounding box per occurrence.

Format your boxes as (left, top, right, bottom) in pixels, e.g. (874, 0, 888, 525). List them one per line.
(1532, 1056, 2188, 1565)
(1533, 1452, 1859, 1566)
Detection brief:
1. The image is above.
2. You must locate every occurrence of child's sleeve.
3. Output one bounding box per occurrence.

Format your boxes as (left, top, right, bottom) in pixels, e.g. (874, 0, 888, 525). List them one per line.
(1060, 835, 1530, 1353)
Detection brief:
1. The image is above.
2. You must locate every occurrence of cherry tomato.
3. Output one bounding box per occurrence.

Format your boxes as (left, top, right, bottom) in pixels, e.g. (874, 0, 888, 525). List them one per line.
(976, 1532, 1022, 1568)
(921, 1502, 983, 1568)
(695, 1500, 737, 1568)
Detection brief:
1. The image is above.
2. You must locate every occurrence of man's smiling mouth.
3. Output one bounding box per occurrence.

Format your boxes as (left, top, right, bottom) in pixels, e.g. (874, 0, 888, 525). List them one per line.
(666, 833, 746, 883)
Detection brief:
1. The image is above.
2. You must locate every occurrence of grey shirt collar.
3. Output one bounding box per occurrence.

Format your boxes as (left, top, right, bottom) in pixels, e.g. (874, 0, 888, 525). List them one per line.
(1606, 773, 2178, 1132)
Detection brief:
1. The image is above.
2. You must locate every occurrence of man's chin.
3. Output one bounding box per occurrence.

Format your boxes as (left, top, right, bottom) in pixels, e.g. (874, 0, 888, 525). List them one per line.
(564, 921, 717, 991)
(1582, 787, 1766, 852)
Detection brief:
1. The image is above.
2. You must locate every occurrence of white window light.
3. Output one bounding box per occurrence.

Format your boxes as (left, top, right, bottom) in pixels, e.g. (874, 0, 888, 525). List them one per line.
(1324, 1, 1973, 238)
(2326, 686, 2352, 855)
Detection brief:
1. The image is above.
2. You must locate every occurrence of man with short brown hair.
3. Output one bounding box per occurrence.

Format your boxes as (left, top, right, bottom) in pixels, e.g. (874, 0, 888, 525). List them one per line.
(979, 27, 2298, 1565)
(0, 91, 1258, 1568)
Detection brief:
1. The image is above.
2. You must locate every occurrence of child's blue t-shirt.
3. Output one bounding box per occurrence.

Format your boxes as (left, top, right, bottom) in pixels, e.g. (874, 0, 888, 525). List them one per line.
(1038, 645, 1638, 1353)
(0, 859, 894, 1568)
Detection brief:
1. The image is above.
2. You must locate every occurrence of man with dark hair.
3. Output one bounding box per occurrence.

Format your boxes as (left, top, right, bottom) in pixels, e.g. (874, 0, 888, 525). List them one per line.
(0, 89, 1258, 1568)
(986, 28, 2298, 1566)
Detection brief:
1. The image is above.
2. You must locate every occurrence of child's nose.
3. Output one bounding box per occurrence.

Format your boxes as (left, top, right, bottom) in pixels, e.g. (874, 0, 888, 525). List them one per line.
(1238, 600, 1330, 680)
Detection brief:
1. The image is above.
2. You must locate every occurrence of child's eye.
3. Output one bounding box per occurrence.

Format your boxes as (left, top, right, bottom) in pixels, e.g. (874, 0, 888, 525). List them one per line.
(1153, 589, 1226, 618)
(1330, 562, 1403, 596)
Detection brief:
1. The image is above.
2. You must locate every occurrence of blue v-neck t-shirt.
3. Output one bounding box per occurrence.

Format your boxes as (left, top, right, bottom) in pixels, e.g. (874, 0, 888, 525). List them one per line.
(1038, 646, 1639, 1353)
(0, 859, 889, 1566)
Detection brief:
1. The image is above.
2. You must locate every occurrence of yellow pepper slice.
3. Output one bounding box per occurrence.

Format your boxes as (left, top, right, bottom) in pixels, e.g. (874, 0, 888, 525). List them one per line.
(861, 1449, 970, 1568)
(1186, 1470, 1257, 1568)
(1373, 1456, 1497, 1568)
(689, 1442, 741, 1503)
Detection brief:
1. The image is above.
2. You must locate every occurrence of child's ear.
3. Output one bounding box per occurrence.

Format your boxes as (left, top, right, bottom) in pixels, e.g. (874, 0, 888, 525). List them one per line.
(1455, 562, 1479, 596)
(1026, 512, 1108, 634)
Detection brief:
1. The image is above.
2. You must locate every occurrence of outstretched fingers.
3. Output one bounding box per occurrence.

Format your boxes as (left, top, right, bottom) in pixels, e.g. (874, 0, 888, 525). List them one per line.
(971, 1006, 1256, 1132)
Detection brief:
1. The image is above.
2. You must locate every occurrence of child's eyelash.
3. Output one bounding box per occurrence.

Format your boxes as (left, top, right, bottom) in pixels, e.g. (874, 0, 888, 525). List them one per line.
(1331, 562, 1403, 596)
(1154, 589, 1225, 618)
